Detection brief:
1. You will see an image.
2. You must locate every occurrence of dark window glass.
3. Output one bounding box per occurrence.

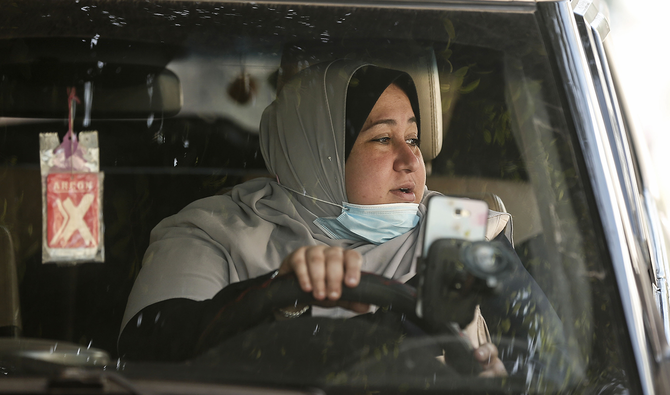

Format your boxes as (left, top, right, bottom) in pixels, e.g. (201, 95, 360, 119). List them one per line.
(0, 2, 634, 393)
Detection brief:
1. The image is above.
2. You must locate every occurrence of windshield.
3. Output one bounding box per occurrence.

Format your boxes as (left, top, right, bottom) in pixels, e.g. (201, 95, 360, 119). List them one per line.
(0, 1, 636, 393)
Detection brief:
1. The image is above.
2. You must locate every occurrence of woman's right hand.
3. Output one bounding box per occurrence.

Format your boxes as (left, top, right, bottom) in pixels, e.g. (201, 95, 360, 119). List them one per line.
(278, 245, 369, 313)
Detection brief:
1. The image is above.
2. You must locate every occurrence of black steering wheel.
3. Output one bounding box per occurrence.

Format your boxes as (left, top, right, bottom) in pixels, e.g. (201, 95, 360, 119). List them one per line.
(194, 272, 482, 376)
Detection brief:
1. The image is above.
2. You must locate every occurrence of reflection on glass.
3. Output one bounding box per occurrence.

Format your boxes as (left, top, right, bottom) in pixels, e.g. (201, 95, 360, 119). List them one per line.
(0, 1, 634, 393)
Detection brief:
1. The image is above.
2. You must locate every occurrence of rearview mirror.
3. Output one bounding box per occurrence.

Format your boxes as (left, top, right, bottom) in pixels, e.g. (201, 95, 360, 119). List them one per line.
(0, 38, 182, 119)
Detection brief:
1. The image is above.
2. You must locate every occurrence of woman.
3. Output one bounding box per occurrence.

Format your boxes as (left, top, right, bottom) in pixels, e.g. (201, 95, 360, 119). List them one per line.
(119, 59, 507, 376)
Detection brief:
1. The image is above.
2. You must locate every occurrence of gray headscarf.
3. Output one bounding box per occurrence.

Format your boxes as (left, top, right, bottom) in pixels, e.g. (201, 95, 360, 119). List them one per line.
(121, 59, 509, 329)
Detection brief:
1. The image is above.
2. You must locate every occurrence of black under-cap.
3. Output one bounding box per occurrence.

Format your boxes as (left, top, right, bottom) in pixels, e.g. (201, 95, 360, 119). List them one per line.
(344, 66, 420, 160)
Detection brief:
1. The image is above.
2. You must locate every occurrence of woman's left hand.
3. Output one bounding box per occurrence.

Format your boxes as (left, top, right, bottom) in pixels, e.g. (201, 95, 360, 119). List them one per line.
(475, 343, 507, 377)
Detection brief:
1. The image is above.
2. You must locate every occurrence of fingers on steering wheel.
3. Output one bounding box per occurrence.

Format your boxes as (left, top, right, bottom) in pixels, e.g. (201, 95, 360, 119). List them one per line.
(474, 342, 495, 364)
(478, 358, 507, 378)
(325, 247, 344, 300)
(306, 246, 327, 300)
(282, 246, 361, 301)
(343, 249, 363, 287)
(475, 343, 507, 377)
(282, 247, 312, 293)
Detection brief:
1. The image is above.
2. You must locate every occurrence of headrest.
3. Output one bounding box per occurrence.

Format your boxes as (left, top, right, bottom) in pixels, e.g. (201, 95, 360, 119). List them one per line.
(277, 42, 443, 160)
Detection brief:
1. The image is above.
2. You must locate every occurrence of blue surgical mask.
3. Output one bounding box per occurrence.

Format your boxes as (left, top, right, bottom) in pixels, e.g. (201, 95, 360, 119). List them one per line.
(314, 202, 420, 245)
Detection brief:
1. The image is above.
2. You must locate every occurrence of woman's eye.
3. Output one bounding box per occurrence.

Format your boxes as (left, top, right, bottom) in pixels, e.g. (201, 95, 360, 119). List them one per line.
(374, 137, 391, 143)
(406, 138, 420, 147)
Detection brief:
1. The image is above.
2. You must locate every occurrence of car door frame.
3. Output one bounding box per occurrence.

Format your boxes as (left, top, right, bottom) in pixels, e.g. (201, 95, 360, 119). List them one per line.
(537, 0, 670, 393)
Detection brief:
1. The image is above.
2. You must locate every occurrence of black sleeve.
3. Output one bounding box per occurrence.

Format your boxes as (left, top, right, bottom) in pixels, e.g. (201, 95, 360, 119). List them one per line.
(118, 270, 278, 362)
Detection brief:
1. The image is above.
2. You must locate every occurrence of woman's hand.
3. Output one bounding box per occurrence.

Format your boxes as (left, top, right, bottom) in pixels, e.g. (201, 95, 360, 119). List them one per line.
(475, 343, 507, 377)
(278, 245, 369, 313)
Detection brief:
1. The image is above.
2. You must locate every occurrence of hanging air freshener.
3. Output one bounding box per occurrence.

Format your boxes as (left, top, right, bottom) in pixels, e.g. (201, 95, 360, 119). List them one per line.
(40, 88, 104, 263)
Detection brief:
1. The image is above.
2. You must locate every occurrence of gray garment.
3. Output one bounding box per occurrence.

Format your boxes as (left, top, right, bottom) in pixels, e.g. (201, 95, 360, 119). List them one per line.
(121, 59, 510, 331)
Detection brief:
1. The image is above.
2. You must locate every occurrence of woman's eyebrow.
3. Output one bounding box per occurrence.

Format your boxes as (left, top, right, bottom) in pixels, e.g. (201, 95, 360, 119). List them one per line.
(363, 116, 417, 132)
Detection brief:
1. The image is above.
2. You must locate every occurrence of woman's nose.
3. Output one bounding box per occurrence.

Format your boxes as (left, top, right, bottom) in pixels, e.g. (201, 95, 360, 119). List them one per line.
(393, 142, 420, 172)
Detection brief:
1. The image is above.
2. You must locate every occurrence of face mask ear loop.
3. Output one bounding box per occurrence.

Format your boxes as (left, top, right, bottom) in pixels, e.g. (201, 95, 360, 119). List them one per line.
(282, 185, 346, 211)
(274, 175, 346, 212)
(274, 173, 348, 216)
(65, 87, 81, 178)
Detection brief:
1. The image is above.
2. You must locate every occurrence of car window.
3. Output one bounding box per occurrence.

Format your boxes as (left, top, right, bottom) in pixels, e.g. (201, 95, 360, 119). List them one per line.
(0, 1, 637, 393)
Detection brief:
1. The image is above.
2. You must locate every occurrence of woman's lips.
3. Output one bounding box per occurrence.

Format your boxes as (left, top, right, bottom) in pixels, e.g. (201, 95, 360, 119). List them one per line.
(391, 188, 416, 202)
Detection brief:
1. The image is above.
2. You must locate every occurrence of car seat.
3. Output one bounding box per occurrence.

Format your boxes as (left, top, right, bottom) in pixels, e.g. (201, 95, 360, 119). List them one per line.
(0, 225, 21, 337)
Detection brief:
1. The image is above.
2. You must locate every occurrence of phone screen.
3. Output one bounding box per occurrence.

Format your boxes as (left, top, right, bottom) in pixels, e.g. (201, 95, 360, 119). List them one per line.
(422, 195, 488, 256)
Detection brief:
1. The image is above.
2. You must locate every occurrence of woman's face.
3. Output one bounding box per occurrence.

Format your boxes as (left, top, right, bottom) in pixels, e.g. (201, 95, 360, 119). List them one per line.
(345, 83, 426, 205)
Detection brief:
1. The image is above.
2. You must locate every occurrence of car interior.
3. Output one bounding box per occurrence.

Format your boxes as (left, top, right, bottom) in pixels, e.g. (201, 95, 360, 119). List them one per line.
(0, 3, 633, 391)
(0, 37, 540, 355)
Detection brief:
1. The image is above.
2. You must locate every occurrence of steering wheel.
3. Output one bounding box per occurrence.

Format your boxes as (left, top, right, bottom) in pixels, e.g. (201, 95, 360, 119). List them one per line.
(193, 272, 482, 376)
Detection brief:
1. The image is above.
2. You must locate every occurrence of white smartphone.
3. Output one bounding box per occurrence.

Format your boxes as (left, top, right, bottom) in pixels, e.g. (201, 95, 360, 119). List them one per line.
(422, 195, 489, 256)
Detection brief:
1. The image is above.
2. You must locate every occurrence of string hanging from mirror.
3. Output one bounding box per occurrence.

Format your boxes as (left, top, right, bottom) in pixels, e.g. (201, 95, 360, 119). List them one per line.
(64, 87, 81, 175)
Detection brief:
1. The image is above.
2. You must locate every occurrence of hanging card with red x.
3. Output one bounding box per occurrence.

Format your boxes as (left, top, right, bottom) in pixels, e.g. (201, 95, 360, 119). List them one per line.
(40, 87, 104, 263)
(46, 173, 100, 249)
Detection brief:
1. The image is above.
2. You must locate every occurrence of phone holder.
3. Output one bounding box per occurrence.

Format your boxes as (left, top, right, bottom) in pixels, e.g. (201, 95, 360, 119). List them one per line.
(416, 238, 514, 328)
